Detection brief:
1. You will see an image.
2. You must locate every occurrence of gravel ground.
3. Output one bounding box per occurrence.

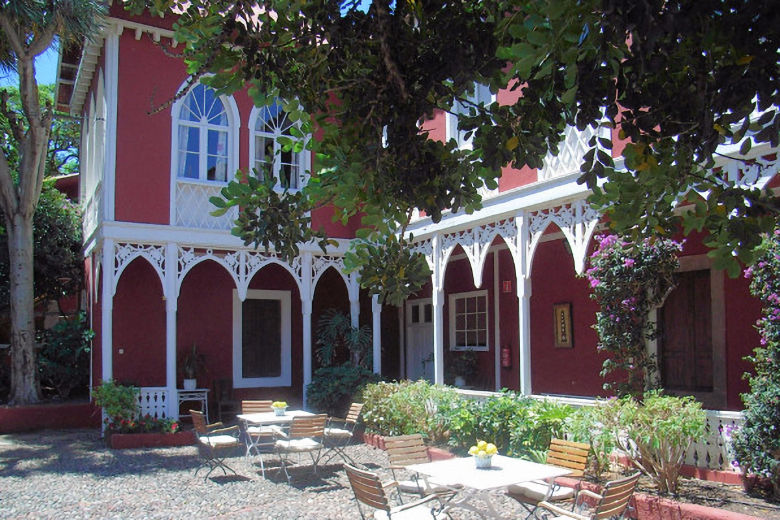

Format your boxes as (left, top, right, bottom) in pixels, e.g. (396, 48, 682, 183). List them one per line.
(0, 429, 529, 519)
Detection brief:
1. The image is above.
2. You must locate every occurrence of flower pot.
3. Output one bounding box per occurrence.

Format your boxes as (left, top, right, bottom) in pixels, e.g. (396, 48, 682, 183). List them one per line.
(183, 379, 196, 390)
(474, 455, 493, 469)
(454, 376, 466, 388)
(273, 407, 286, 416)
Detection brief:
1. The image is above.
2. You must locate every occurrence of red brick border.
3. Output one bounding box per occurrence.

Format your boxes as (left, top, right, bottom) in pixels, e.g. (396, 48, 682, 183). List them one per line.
(0, 401, 101, 433)
(108, 431, 195, 449)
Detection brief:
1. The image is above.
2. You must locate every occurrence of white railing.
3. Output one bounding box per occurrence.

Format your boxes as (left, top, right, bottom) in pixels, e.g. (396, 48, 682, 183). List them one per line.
(456, 390, 743, 471)
(175, 180, 237, 230)
(538, 125, 607, 181)
(137, 387, 170, 419)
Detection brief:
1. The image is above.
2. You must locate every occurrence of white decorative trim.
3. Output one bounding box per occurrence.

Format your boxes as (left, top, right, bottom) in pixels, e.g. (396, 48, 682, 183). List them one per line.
(112, 243, 166, 297)
(176, 247, 241, 299)
(232, 289, 292, 388)
(244, 251, 303, 301)
(311, 255, 348, 291)
(527, 199, 599, 275)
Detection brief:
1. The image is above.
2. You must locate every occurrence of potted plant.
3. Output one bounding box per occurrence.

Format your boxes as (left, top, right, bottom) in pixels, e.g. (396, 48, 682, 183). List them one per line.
(272, 401, 288, 416)
(447, 350, 478, 387)
(179, 344, 206, 390)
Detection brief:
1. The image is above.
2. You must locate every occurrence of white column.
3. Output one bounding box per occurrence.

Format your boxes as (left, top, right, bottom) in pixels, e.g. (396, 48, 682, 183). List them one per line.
(301, 253, 313, 408)
(103, 25, 120, 221)
(515, 211, 532, 394)
(431, 234, 445, 385)
(348, 272, 360, 328)
(164, 243, 178, 418)
(100, 239, 114, 383)
(517, 277, 532, 394)
(371, 295, 382, 374)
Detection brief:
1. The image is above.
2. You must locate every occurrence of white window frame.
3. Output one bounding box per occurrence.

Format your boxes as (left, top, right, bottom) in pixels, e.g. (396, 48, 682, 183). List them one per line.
(248, 101, 310, 192)
(448, 290, 489, 351)
(170, 81, 239, 186)
(446, 83, 494, 150)
(232, 289, 292, 388)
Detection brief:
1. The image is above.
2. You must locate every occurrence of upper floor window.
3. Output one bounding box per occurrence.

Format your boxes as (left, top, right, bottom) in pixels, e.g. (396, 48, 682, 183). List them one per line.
(174, 83, 236, 183)
(249, 100, 309, 191)
(446, 83, 493, 150)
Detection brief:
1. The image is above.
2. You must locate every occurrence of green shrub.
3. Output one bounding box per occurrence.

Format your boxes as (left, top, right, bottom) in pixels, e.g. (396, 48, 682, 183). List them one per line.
(599, 391, 706, 494)
(447, 391, 573, 460)
(306, 364, 381, 417)
(359, 380, 459, 443)
(733, 230, 780, 498)
(92, 380, 139, 424)
(37, 312, 93, 400)
(565, 405, 617, 478)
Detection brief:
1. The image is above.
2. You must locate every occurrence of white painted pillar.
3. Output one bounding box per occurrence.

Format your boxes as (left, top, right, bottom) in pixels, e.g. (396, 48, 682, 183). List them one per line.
(515, 211, 532, 394)
(103, 25, 120, 221)
(301, 253, 313, 408)
(348, 272, 360, 329)
(517, 277, 532, 395)
(164, 243, 178, 418)
(100, 239, 114, 383)
(431, 234, 445, 385)
(371, 295, 382, 374)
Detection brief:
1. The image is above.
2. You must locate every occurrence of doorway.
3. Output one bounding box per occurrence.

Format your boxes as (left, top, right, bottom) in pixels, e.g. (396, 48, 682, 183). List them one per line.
(405, 299, 434, 382)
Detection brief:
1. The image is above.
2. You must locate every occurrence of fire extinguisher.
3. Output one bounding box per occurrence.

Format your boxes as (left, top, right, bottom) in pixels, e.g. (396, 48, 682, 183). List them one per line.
(501, 345, 512, 369)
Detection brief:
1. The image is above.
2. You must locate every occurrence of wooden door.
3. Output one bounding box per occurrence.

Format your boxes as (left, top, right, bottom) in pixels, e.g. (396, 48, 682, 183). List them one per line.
(659, 270, 713, 392)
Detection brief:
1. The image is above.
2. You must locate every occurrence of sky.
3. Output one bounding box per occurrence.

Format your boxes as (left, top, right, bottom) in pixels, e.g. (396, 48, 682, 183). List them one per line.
(0, 45, 60, 88)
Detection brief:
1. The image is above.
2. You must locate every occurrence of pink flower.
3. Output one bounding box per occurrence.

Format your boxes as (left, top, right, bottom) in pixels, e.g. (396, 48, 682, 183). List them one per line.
(624, 258, 635, 268)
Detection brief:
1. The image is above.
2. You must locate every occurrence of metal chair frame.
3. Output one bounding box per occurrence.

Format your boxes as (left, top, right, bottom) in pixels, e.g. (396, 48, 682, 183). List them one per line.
(534, 471, 641, 520)
(274, 414, 328, 483)
(190, 409, 241, 480)
(322, 402, 364, 465)
(344, 463, 448, 520)
(239, 400, 280, 478)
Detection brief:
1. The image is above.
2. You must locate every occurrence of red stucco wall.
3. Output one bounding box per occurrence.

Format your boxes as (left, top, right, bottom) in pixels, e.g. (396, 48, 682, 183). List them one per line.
(112, 259, 166, 386)
(530, 236, 606, 397)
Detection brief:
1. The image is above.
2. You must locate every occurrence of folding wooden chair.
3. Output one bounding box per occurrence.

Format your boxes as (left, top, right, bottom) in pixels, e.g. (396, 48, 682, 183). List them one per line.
(535, 472, 641, 520)
(240, 400, 283, 477)
(344, 463, 447, 520)
(384, 434, 458, 500)
(274, 413, 328, 483)
(507, 438, 590, 515)
(190, 409, 241, 480)
(323, 402, 363, 465)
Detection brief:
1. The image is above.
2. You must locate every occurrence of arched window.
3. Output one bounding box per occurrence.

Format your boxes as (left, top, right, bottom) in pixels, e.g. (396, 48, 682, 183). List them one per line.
(174, 83, 235, 182)
(249, 100, 308, 190)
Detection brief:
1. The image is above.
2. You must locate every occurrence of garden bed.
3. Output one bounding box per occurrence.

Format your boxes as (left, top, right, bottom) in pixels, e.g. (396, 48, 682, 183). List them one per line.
(107, 430, 195, 449)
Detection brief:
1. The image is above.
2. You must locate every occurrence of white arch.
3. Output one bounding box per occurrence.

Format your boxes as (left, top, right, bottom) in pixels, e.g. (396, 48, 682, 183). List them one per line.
(176, 253, 241, 300)
(113, 254, 166, 298)
(243, 258, 304, 301)
(312, 262, 350, 293)
(526, 219, 576, 274)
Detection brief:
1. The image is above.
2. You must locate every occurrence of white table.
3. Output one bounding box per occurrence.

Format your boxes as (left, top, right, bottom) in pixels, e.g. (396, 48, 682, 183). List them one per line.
(406, 455, 572, 519)
(177, 389, 209, 421)
(237, 409, 315, 426)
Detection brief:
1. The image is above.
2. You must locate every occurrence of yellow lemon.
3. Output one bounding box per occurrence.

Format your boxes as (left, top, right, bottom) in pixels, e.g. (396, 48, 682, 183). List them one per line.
(468, 446, 478, 455)
(477, 449, 487, 457)
(477, 440, 487, 449)
(486, 443, 497, 455)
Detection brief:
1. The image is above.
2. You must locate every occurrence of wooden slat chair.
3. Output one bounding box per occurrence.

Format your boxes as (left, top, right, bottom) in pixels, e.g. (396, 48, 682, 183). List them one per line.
(507, 438, 590, 515)
(344, 463, 447, 520)
(384, 434, 458, 500)
(190, 409, 241, 480)
(323, 402, 364, 465)
(535, 471, 641, 520)
(274, 413, 328, 483)
(240, 400, 284, 477)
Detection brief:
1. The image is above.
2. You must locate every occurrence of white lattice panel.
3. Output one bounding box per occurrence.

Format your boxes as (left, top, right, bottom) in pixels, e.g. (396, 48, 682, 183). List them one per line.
(175, 181, 237, 230)
(137, 387, 169, 419)
(539, 125, 602, 181)
(82, 187, 102, 239)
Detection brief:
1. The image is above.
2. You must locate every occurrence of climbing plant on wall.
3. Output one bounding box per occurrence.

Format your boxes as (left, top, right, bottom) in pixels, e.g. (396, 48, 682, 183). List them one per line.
(584, 235, 681, 397)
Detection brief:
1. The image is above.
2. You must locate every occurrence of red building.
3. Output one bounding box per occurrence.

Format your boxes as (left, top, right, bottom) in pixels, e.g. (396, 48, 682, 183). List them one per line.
(55, 6, 776, 433)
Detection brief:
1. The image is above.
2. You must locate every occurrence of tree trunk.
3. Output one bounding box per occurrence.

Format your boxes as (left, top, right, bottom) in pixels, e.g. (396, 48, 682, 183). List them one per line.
(7, 212, 39, 405)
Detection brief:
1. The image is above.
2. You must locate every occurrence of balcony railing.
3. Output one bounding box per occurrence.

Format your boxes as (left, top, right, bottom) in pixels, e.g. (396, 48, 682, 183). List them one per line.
(174, 180, 237, 230)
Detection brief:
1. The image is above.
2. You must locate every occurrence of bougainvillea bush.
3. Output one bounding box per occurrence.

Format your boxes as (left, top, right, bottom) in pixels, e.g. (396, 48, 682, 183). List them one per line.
(733, 229, 780, 498)
(584, 235, 681, 396)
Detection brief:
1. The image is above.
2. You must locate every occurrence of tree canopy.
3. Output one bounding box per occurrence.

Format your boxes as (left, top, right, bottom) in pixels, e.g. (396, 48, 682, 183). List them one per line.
(131, 0, 779, 301)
